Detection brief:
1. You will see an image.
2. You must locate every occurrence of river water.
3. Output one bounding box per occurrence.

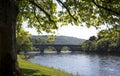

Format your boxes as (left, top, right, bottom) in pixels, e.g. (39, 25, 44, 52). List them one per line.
(28, 53, 120, 76)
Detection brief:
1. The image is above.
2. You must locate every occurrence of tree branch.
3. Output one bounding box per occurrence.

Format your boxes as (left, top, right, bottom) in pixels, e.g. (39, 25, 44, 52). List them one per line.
(57, 0, 77, 21)
(33, 7, 44, 27)
(28, 0, 58, 29)
(92, 0, 120, 16)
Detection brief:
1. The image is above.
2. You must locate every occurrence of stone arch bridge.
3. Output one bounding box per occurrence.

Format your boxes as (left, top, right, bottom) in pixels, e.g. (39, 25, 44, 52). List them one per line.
(33, 44, 82, 53)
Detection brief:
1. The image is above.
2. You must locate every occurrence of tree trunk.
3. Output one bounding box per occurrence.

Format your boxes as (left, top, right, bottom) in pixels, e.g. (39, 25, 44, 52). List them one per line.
(0, 0, 20, 76)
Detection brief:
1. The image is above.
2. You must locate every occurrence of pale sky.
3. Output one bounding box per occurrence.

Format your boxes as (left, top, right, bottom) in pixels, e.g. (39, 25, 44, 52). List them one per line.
(23, 23, 100, 39)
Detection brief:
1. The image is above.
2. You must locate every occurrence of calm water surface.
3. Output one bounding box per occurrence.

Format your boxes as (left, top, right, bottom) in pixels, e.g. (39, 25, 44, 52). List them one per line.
(28, 53, 120, 76)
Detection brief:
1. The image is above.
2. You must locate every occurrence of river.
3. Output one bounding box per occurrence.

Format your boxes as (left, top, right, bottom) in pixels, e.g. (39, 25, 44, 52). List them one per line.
(28, 52, 120, 76)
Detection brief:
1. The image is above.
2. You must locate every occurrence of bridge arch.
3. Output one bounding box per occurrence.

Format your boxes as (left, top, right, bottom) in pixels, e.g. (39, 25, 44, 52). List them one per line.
(44, 46, 56, 51)
(61, 46, 72, 51)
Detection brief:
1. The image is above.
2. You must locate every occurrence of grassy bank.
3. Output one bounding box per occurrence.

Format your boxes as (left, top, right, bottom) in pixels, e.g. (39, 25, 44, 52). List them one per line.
(18, 55, 73, 76)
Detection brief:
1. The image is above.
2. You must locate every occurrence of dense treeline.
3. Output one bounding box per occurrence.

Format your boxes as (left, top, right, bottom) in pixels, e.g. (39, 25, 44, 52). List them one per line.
(81, 26, 120, 54)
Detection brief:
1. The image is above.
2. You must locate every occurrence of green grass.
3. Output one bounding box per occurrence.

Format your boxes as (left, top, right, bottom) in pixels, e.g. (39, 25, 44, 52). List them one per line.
(18, 55, 73, 76)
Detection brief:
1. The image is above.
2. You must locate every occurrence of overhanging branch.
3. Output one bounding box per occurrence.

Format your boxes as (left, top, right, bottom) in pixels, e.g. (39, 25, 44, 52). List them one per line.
(28, 0, 58, 29)
(57, 0, 77, 21)
(92, 0, 120, 16)
(33, 7, 44, 27)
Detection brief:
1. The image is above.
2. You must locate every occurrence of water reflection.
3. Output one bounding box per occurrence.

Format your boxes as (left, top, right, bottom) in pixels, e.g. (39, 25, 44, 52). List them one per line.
(29, 53, 120, 76)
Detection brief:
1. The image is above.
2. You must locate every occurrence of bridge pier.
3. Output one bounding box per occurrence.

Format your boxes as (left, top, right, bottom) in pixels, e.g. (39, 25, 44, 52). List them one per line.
(40, 48, 45, 54)
(55, 47, 62, 54)
(40, 50, 44, 54)
(57, 50, 61, 54)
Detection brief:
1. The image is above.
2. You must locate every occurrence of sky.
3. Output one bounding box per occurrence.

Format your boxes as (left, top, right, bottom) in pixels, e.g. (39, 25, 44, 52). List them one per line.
(23, 23, 100, 40)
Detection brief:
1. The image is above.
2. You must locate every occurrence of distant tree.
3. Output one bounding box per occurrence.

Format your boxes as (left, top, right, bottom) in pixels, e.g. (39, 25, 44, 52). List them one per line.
(89, 36, 97, 41)
(31, 38, 42, 44)
(81, 40, 96, 52)
(31, 37, 52, 44)
(81, 26, 120, 53)
(108, 43, 117, 52)
(95, 39, 110, 52)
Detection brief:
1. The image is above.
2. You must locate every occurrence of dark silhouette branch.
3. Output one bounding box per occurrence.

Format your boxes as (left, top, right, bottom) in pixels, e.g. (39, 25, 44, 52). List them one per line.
(92, 0, 120, 16)
(33, 7, 44, 27)
(28, 0, 58, 29)
(57, 0, 77, 22)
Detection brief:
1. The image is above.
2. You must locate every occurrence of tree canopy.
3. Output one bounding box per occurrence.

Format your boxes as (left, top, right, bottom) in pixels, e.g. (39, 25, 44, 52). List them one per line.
(17, 0, 120, 33)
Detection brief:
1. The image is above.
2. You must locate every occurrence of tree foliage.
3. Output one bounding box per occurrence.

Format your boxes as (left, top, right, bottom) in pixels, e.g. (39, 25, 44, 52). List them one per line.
(81, 40, 96, 52)
(17, 0, 58, 34)
(16, 27, 33, 53)
(17, 0, 120, 33)
(81, 26, 120, 53)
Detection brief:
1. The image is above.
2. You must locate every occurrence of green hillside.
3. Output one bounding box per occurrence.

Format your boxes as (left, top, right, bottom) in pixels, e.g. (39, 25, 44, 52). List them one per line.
(31, 35, 85, 45)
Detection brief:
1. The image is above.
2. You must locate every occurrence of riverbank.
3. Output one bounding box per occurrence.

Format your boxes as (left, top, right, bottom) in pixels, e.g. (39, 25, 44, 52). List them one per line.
(18, 55, 73, 76)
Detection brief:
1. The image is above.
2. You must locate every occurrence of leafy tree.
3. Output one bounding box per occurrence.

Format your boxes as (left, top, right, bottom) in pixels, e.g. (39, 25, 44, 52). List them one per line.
(0, 0, 120, 76)
(96, 26, 120, 51)
(16, 27, 33, 54)
(108, 43, 117, 52)
(95, 38, 110, 52)
(81, 26, 120, 53)
(81, 40, 96, 52)
(89, 36, 97, 41)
